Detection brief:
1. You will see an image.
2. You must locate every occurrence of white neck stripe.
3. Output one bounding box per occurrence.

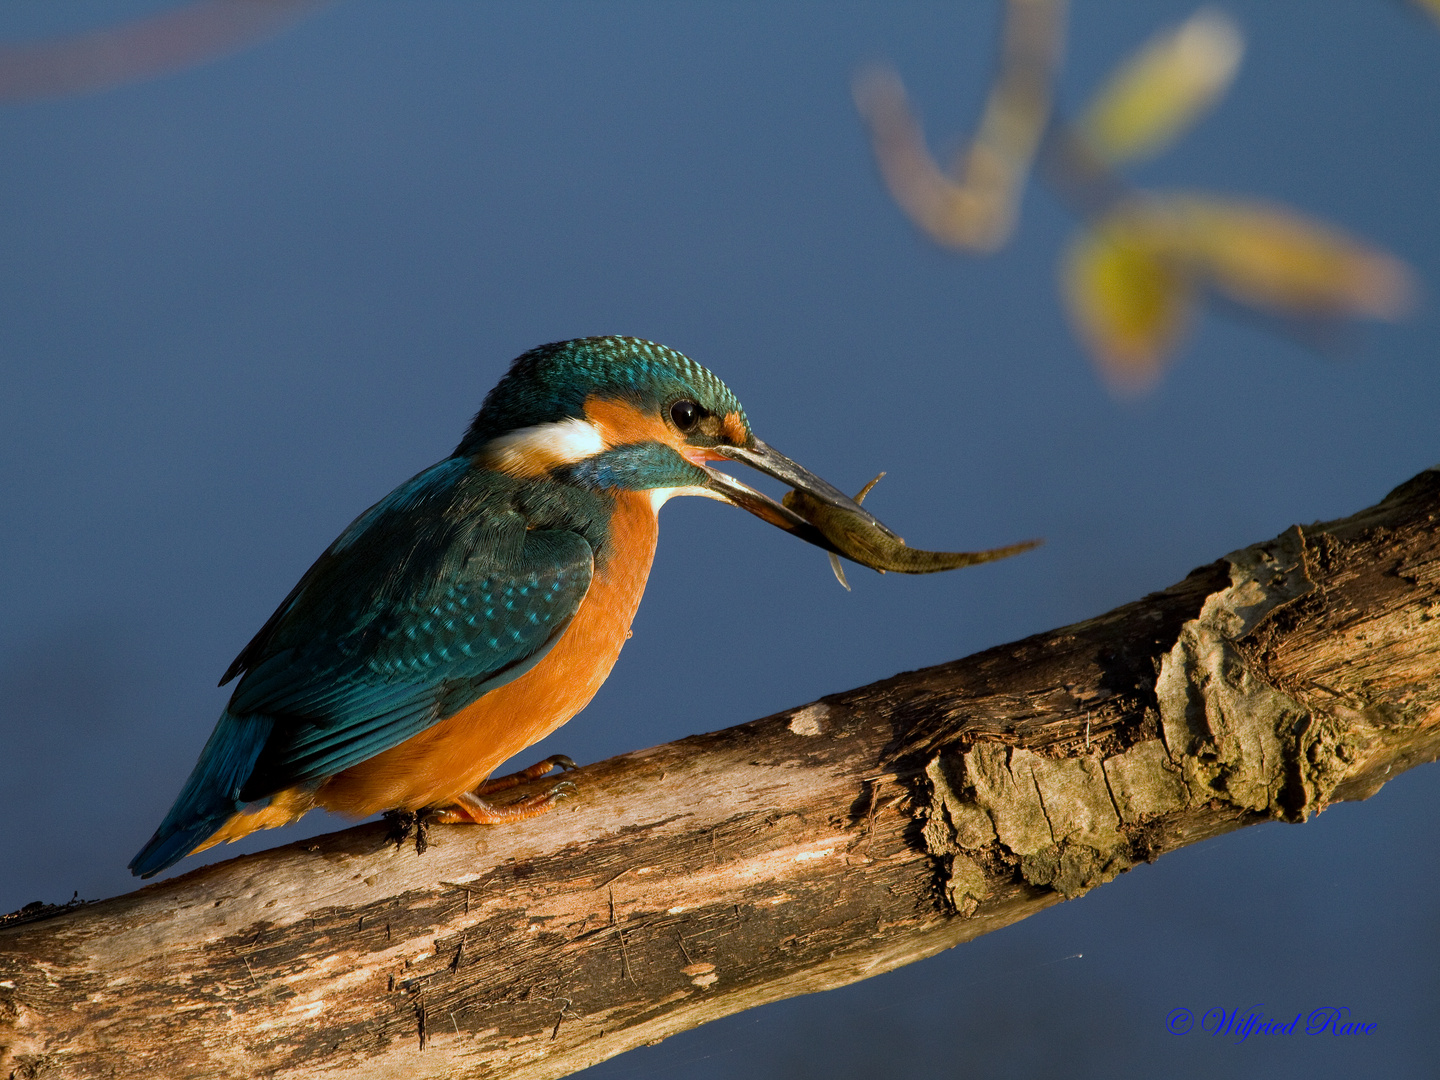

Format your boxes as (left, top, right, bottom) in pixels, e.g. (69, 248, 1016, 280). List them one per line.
(476, 417, 606, 476)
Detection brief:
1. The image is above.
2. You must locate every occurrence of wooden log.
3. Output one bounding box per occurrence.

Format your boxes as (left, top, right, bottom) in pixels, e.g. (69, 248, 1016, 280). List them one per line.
(3, 467, 1438, 1080)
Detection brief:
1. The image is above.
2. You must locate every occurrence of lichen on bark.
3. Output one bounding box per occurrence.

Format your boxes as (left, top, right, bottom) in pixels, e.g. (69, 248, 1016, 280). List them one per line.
(919, 484, 1440, 909)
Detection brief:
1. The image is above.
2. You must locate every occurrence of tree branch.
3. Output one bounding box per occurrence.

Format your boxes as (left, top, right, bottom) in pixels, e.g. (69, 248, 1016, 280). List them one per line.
(4, 468, 1439, 1080)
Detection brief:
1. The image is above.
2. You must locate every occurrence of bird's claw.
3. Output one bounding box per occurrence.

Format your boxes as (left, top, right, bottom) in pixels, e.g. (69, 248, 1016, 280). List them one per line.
(382, 808, 432, 856)
(378, 761, 579, 853)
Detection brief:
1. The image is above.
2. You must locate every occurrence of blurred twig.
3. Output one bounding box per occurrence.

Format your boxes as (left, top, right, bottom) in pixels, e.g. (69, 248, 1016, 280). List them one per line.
(0, 0, 332, 102)
(854, 0, 1066, 253)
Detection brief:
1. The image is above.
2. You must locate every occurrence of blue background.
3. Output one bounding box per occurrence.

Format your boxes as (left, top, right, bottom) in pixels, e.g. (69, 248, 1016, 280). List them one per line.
(1, 2, 1437, 1077)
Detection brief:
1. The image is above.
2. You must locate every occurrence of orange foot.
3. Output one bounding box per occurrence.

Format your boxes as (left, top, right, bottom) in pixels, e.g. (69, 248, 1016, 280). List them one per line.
(475, 754, 578, 797)
(382, 756, 579, 854)
(431, 755, 580, 825)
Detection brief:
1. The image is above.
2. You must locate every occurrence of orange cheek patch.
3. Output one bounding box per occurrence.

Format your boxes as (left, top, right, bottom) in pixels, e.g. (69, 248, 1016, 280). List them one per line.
(722, 412, 749, 445)
(583, 395, 745, 467)
(584, 395, 679, 450)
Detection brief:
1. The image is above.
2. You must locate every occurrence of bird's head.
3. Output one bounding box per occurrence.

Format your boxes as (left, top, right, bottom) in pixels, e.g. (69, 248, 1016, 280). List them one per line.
(456, 336, 878, 554)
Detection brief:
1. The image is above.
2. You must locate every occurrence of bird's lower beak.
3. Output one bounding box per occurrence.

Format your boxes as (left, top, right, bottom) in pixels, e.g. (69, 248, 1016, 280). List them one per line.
(700, 439, 896, 555)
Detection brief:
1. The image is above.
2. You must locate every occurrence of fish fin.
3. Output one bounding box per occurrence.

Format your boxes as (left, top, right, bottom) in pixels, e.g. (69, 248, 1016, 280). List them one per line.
(853, 472, 886, 504)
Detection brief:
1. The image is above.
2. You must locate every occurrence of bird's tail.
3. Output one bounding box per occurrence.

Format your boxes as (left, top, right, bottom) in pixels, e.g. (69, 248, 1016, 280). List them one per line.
(128, 710, 274, 879)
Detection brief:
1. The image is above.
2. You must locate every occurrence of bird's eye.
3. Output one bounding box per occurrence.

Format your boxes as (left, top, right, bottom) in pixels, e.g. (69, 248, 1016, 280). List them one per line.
(670, 399, 701, 431)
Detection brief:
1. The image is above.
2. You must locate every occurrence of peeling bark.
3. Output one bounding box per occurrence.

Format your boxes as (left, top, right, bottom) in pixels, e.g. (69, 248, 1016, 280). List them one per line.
(3, 468, 1439, 1080)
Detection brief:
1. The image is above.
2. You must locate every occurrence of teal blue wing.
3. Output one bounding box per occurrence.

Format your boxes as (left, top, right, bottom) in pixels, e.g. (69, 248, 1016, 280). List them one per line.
(130, 458, 594, 877)
(234, 528, 592, 795)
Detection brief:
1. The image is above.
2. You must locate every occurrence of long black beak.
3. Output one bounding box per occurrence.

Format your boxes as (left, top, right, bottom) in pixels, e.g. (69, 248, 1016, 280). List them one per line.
(702, 439, 896, 555)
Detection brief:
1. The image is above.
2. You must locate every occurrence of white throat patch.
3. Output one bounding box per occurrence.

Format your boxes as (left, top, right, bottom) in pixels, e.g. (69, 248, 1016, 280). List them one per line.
(650, 485, 727, 511)
(477, 417, 606, 476)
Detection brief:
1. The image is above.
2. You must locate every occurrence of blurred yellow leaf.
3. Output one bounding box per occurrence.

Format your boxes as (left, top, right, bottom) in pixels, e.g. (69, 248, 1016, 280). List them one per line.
(1062, 212, 1197, 390)
(1063, 195, 1414, 393)
(1414, 0, 1440, 26)
(1079, 8, 1244, 165)
(1171, 197, 1415, 319)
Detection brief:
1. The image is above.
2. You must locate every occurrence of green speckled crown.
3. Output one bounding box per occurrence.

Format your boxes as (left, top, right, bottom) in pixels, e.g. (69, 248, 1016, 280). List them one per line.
(456, 336, 750, 455)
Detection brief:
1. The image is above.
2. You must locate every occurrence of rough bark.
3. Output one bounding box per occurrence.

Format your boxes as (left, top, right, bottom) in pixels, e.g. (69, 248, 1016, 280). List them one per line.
(3, 467, 1439, 1080)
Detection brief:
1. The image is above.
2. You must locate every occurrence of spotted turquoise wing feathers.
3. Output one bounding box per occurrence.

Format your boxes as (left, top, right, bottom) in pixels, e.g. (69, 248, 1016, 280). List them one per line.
(236, 528, 593, 792)
(129, 459, 595, 877)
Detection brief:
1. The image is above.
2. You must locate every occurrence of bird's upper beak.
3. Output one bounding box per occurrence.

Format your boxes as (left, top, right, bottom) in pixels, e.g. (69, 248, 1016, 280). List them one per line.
(700, 439, 898, 557)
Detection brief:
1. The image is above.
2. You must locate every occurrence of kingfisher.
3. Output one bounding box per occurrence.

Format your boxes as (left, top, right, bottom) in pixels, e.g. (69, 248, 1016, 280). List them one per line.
(129, 336, 907, 878)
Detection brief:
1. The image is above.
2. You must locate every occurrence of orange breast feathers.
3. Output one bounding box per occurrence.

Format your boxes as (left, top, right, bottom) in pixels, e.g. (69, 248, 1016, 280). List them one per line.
(198, 397, 686, 849)
(314, 487, 661, 816)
